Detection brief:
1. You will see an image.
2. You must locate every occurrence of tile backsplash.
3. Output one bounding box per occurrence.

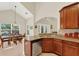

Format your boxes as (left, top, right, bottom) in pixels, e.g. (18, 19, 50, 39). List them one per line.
(58, 29, 79, 35)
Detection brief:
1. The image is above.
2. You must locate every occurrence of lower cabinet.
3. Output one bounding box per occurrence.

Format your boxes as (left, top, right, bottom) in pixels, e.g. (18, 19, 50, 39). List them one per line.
(42, 38, 53, 53)
(62, 41, 79, 56)
(53, 39, 62, 55)
(42, 38, 79, 56)
(42, 38, 62, 55)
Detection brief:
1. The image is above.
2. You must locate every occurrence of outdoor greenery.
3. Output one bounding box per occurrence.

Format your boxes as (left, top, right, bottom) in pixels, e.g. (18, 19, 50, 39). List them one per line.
(1, 24, 19, 36)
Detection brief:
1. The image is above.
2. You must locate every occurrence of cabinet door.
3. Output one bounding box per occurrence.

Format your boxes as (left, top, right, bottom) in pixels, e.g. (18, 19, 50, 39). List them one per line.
(60, 4, 79, 29)
(69, 5, 78, 28)
(60, 10, 64, 29)
(63, 42, 79, 56)
(66, 7, 70, 28)
(42, 38, 53, 53)
(60, 9, 67, 29)
(53, 39, 62, 55)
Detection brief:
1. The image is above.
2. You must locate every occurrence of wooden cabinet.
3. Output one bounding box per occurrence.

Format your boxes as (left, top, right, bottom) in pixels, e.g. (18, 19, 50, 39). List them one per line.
(62, 41, 79, 56)
(60, 9, 65, 28)
(42, 38, 53, 53)
(41, 38, 79, 56)
(53, 39, 63, 55)
(42, 38, 63, 55)
(60, 3, 79, 29)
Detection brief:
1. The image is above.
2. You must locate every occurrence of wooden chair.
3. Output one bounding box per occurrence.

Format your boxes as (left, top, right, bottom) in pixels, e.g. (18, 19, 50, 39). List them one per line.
(0, 36, 3, 48)
(8, 37, 12, 46)
(12, 35, 17, 45)
(17, 36, 23, 43)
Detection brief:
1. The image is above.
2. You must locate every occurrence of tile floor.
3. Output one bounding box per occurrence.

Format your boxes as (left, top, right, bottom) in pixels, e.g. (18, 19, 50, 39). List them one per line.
(39, 53, 58, 56)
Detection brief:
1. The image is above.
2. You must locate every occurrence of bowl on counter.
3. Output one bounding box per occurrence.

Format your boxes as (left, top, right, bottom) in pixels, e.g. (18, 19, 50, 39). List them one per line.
(64, 32, 79, 39)
(73, 32, 79, 39)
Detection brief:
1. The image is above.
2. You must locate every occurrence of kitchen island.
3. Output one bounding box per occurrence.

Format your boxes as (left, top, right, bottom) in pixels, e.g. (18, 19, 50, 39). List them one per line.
(24, 34, 79, 56)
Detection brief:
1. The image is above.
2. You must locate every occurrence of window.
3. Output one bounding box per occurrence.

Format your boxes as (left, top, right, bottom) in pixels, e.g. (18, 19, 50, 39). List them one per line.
(41, 25, 44, 33)
(45, 26, 47, 33)
(1, 24, 11, 36)
(12, 24, 19, 35)
(27, 25, 29, 35)
(0, 24, 19, 36)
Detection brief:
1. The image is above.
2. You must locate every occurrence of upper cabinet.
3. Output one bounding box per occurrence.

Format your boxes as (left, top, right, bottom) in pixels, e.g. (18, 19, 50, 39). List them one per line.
(60, 2, 79, 29)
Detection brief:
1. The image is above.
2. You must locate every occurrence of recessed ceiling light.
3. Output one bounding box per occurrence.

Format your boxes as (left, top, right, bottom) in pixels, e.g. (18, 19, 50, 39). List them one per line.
(25, 12, 28, 14)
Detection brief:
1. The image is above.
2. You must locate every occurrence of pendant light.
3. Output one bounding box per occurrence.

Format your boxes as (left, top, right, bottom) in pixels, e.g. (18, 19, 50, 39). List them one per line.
(14, 5, 16, 24)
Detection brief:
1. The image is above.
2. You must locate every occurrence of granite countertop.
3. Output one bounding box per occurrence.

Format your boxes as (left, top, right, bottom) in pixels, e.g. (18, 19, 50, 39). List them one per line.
(25, 35, 41, 41)
(25, 34, 79, 43)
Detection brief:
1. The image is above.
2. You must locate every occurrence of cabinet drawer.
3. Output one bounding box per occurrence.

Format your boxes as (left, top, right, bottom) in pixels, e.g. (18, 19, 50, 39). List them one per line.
(54, 39, 62, 43)
(54, 39, 62, 41)
(42, 38, 53, 53)
(63, 43, 79, 56)
(63, 40, 79, 47)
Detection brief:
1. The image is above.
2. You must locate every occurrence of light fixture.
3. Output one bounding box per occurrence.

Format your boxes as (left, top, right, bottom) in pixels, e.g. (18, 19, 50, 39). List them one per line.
(35, 25, 37, 28)
(25, 12, 28, 14)
(14, 5, 16, 24)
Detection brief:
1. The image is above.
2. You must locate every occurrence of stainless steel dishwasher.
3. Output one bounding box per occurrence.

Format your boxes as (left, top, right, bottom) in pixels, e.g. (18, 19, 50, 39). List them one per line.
(32, 40, 42, 56)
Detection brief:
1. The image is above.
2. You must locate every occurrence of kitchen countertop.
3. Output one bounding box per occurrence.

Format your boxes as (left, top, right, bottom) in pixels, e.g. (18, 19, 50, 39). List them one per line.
(25, 34, 79, 43)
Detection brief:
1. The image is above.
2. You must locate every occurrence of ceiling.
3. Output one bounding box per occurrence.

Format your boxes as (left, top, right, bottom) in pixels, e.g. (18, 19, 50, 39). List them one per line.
(21, 2, 35, 14)
(0, 2, 33, 20)
(0, 2, 10, 11)
(21, 2, 41, 15)
(35, 17, 57, 25)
